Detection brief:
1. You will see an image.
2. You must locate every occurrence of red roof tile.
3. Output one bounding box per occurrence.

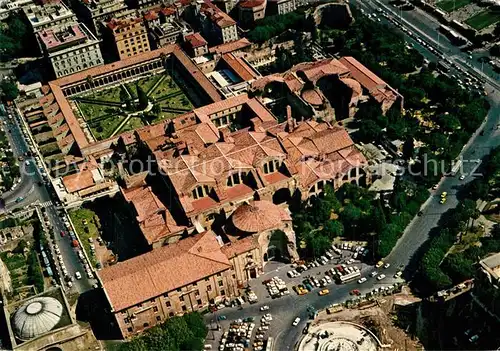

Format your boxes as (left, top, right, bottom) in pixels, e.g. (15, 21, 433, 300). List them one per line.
(99, 231, 231, 311)
(185, 32, 208, 48)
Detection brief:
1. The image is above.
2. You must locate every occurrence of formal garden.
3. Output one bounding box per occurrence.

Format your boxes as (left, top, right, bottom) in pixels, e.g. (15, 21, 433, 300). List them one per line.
(72, 72, 194, 141)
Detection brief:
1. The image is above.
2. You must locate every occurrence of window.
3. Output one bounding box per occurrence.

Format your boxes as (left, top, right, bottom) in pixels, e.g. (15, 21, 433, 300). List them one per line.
(221, 289, 225, 296)
(232, 274, 236, 279)
(169, 312, 175, 317)
(197, 299, 202, 305)
(207, 285, 212, 291)
(127, 327, 133, 332)
(179, 295, 184, 302)
(177, 288, 181, 292)
(143, 323, 149, 328)
(205, 277, 209, 282)
(138, 303, 143, 308)
(217, 273, 222, 277)
(166, 301, 171, 307)
(218, 281, 223, 287)
(195, 290, 200, 296)
(163, 292, 168, 298)
(153, 306, 158, 312)
(182, 305, 187, 311)
(124, 318, 130, 324)
(156, 316, 161, 321)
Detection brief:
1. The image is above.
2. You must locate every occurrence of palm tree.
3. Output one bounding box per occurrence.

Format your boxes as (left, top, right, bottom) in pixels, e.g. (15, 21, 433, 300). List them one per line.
(86, 75, 95, 97)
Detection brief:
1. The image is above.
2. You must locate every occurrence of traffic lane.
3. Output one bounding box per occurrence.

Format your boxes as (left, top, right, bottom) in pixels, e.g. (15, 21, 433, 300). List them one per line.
(46, 206, 93, 293)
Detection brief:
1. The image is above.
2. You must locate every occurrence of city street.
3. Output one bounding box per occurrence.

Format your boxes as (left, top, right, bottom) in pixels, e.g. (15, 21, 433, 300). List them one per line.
(0, 105, 94, 293)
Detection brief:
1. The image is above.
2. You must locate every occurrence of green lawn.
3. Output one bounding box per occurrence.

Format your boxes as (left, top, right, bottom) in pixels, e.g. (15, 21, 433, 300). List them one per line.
(78, 102, 120, 121)
(0, 252, 29, 293)
(465, 10, 500, 30)
(69, 208, 100, 268)
(436, 0, 471, 12)
(90, 114, 126, 141)
(118, 116, 147, 134)
(150, 75, 182, 100)
(125, 75, 163, 99)
(89, 86, 123, 103)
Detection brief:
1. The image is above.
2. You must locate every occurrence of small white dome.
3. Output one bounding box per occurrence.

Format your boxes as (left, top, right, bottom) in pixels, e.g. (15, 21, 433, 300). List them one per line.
(12, 297, 63, 340)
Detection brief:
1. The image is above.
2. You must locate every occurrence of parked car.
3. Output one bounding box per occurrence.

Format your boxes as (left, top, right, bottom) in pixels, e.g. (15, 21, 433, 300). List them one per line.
(377, 274, 386, 281)
(75, 271, 82, 280)
(292, 317, 301, 326)
(318, 289, 329, 296)
(358, 277, 367, 284)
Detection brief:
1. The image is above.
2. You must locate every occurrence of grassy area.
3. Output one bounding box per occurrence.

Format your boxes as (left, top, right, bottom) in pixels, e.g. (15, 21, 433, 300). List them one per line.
(158, 94, 193, 110)
(89, 86, 123, 103)
(78, 102, 120, 121)
(149, 75, 182, 100)
(152, 112, 180, 123)
(39, 142, 61, 156)
(436, 0, 471, 12)
(1, 251, 29, 293)
(69, 208, 100, 268)
(118, 116, 147, 134)
(465, 10, 500, 30)
(126, 75, 163, 99)
(90, 114, 126, 141)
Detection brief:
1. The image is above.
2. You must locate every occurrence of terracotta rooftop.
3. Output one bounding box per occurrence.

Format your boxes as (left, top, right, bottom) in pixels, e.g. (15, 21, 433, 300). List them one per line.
(221, 53, 259, 82)
(107, 17, 143, 30)
(221, 234, 258, 257)
(231, 200, 290, 233)
(99, 231, 232, 311)
(185, 32, 208, 48)
(238, 0, 266, 8)
(339, 56, 400, 103)
(209, 38, 252, 55)
(62, 160, 100, 193)
(301, 88, 323, 106)
(122, 183, 186, 245)
(201, 0, 236, 28)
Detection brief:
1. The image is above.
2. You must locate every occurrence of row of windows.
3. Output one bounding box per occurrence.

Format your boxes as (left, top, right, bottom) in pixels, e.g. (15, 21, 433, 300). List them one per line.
(263, 159, 281, 174)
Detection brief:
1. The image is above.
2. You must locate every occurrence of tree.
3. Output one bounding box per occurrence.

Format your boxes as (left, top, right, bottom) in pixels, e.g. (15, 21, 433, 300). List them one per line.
(0, 80, 18, 101)
(137, 84, 149, 110)
(358, 119, 382, 142)
(321, 220, 344, 239)
(466, 178, 489, 200)
(152, 104, 162, 115)
(402, 137, 414, 159)
(120, 86, 132, 110)
(86, 75, 95, 97)
(307, 233, 331, 257)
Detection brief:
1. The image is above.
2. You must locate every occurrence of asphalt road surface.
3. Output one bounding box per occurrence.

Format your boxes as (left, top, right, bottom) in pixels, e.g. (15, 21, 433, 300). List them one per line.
(0, 106, 93, 293)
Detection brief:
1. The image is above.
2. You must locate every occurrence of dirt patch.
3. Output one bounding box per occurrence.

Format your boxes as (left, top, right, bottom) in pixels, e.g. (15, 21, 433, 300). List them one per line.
(314, 288, 423, 350)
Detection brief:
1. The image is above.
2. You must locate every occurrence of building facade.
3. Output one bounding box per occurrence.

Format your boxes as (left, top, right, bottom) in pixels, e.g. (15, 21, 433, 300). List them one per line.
(199, 0, 238, 44)
(106, 17, 151, 60)
(37, 23, 103, 78)
(268, 0, 295, 15)
(237, 0, 267, 27)
(70, 0, 129, 36)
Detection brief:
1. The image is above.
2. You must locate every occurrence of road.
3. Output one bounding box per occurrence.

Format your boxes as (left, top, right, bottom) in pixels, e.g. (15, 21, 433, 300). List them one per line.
(208, 3, 500, 350)
(0, 105, 94, 294)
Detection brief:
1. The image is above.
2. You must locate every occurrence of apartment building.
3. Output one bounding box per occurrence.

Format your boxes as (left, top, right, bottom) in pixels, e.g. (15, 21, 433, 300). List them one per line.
(70, 0, 129, 36)
(106, 17, 151, 60)
(23, 1, 76, 32)
(37, 23, 103, 78)
(267, 0, 295, 15)
(198, 0, 238, 44)
(237, 0, 267, 27)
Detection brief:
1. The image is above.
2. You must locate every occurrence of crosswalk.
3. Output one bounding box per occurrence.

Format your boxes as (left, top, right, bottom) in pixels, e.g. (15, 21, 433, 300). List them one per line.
(39, 201, 54, 208)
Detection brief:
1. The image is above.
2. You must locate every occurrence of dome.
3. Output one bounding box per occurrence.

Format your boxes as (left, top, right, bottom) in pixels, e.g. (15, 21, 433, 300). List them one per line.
(232, 200, 290, 233)
(340, 78, 362, 97)
(301, 89, 323, 106)
(12, 297, 63, 340)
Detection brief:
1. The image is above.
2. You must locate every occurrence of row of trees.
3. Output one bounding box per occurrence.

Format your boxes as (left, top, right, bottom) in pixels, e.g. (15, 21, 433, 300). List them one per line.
(0, 80, 19, 101)
(247, 11, 310, 43)
(415, 147, 500, 294)
(292, 181, 428, 259)
(120, 312, 207, 351)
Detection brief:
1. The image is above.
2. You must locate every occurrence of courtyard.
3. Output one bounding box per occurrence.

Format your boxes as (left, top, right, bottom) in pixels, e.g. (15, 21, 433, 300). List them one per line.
(72, 72, 194, 141)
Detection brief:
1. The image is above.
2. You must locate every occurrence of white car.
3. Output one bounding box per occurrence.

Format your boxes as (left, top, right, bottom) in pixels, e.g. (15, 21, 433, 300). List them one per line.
(260, 305, 270, 311)
(358, 277, 367, 284)
(394, 271, 403, 278)
(459, 175, 466, 180)
(264, 313, 272, 321)
(371, 271, 378, 277)
(383, 263, 391, 269)
(292, 317, 301, 326)
(377, 274, 386, 281)
(75, 271, 82, 280)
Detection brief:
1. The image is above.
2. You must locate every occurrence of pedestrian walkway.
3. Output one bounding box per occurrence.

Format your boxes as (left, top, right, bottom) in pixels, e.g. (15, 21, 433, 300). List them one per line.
(39, 200, 54, 208)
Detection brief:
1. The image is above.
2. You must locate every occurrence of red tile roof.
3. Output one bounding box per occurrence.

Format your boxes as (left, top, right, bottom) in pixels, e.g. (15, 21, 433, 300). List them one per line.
(238, 0, 265, 8)
(99, 231, 232, 311)
(231, 200, 290, 233)
(209, 38, 252, 55)
(221, 53, 259, 82)
(185, 32, 208, 48)
(201, 0, 236, 28)
(122, 184, 186, 245)
(107, 17, 143, 30)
